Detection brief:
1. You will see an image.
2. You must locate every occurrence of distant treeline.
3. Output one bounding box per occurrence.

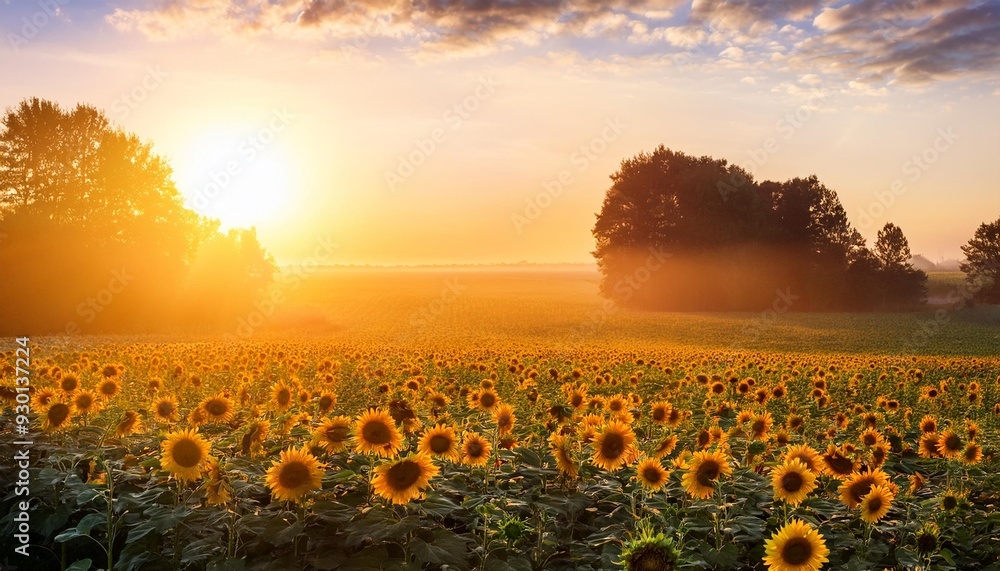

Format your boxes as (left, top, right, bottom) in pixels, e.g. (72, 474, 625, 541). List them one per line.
(593, 146, 999, 311)
(0, 98, 275, 335)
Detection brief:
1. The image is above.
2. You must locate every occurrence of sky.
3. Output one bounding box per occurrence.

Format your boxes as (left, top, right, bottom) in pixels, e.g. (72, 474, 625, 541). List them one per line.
(1, 0, 998, 265)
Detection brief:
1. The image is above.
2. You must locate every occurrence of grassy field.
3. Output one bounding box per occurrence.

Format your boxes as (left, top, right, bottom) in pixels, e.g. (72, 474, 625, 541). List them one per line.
(252, 267, 1000, 356)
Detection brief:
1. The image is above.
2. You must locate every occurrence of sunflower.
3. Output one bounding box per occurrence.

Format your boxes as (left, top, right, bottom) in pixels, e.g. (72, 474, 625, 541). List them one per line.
(651, 435, 678, 459)
(161, 429, 211, 482)
(649, 401, 671, 424)
(549, 433, 578, 479)
(935, 430, 963, 459)
(419, 424, 460, 462)
(492, 404, 516, 436)
(682, 450, 732, 499)
(241, 420, 270, 456)
(97, 378, 120, 401)
(271, 381, 294, 411)
(620, 521, 680, 571)
(908, 472, 925, 494)
(859, 484, 894, 523)
(314, 415, 352, 454)
(859, 428, 884, 448)
(763, 519, 829, 571)
(205, 458, 231, 506)
(772, 459, 818, 506)
(838, 468, 890, 509)
(918, 432, 941, 458)
(265, 446, 324, 503)
(72, 389, 102, 417)
(152, 396, 179, 423)
(472, 388, 500, 411)
(59, 374, 80, 393)
(591, 421, 637, 471)
(915, 522, 939, 554)
(372, 454, 440, 504)
(354, 409, 403, 458)
(606, 393, 628, 414)
(749, 412, 773, 441)
(115, 411, 144, 437)
(42, 401, 74, 431)
(919, 415, 938, 433)
(461, 432, 492, 467)
(32, 387, 58, 410)
(821, 445, 856, 478)
(940, 489, 963, 511)
(960, 442, 982, 465)
(634, 457, 669, 491)
(317, 391, 337, 414)
(200, 394, 234, 424)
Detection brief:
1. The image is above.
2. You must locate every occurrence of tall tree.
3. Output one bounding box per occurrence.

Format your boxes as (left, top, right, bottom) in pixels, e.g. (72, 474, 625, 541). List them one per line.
(960, 217, 1000, 303)
(874, 223, 926, 307)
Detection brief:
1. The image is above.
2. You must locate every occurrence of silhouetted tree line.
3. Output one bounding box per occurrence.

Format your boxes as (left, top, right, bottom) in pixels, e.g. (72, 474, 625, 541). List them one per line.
(592, 146, 930, 311)
(0, 98, 275, 334)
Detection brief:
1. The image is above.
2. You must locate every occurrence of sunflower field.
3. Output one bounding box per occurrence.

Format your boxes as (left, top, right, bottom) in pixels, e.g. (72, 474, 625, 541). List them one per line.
(1, 340, 998, 571)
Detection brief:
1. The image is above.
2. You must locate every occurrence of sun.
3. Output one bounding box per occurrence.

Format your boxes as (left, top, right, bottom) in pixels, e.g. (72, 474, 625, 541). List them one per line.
(173, 125, 297, 230)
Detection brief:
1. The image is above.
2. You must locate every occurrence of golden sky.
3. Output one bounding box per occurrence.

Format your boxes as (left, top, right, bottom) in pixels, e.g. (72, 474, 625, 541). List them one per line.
(2, 0, 998, 264)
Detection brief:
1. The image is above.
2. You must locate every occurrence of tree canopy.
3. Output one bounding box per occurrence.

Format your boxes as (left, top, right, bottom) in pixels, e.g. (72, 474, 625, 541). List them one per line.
(592, 146, 926, 310)
(0, 98, 275, 334)
(960, 216, 1000, 304)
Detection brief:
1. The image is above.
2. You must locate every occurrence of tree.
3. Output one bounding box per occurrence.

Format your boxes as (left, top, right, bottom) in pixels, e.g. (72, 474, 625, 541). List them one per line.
(0, 98, 275, 333)
(592, 146, 875, 310)
(874, 223, 926, 307)
(960, 217, 1000, 304)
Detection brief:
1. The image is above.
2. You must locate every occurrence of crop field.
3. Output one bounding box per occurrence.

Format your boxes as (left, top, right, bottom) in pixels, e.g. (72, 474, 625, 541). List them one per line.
(1, 268, 998, 571)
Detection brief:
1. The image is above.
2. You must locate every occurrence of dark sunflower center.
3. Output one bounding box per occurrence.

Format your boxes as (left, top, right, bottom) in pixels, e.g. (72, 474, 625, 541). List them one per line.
(917, 533, 937, 553)
(942, 495, 958, 510)
(826, 455, 853, 475)
(922, 422, 936, 433)
(863, 434, 877, 446)
(429, 434, 452, 454)
(643, 466, 663, 484)
(61, 378, 78, 391)
(652, 408, 666, 422)
(326, 426, 349, 442)
(277, 389, 291, 406)
(100, 382, 117, 396)
(712, 383, 725, 394)
(697, 431, 710, 447)
(629, 545, 674, 571)
(278, 461, 311, 489)
(850, 480, 875, 504)
(781, 537, 813, 565)
(752, 420, 766, 434)
(497, 414, 512, 428)
(480, 393, 496, 408)
(696, 460, 721, 486)
(157, 402, 174, 416)
(944, 434, 962, 451)
(866, 496, 883, 512)
(601, 432, 625, 459)
(173, 439, 204, 468)
(77, 395, 94, 409)
(781, 471, 804, 492)
(387, 460, 421, 490)
(319, 396, 334, 409)
(205, 400, 227, 416)
(362, 420, 391, 445)
(571, 394, 584, 407)
(609, 401, 623, 411)
(466, 439, 484, 458)
(48, 403, 70, 425)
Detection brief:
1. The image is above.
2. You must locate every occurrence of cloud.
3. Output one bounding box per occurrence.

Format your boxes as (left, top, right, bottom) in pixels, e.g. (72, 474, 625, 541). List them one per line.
(105, 0, 1000, 87)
